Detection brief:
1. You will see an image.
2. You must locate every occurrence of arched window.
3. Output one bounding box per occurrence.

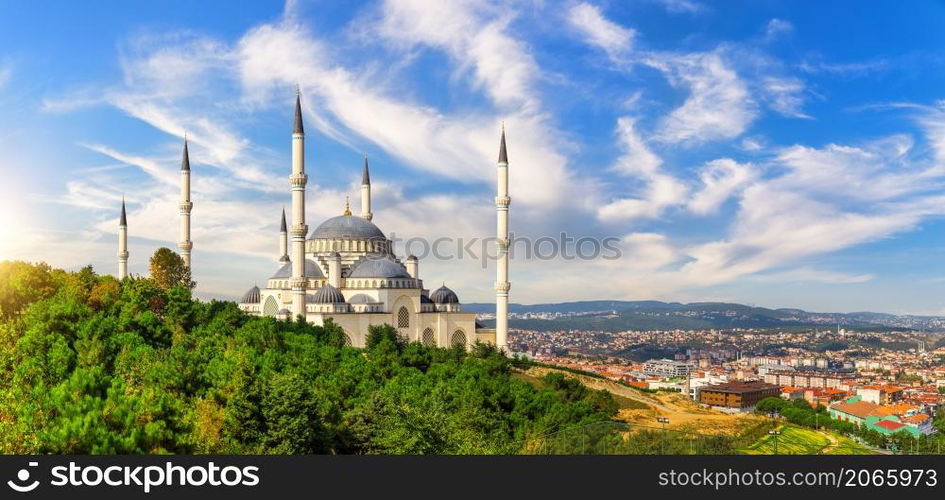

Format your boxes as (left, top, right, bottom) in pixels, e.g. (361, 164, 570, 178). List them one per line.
(397, 306, 410, 328)
(422, 328, 435, 347)
(263, 296, 278, 316)
(451, 330, 467, 347)
(343, 333, 353, 347)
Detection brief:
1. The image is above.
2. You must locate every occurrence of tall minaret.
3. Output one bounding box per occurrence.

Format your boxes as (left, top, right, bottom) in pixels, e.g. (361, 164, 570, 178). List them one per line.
(178, 135, 193, 268)
(278, 207, 290, 263)
(361, 154, 373, 221)
(117, 197, 129, 279)
(290, 89, 309, 318)
(495, 125, 511, 352)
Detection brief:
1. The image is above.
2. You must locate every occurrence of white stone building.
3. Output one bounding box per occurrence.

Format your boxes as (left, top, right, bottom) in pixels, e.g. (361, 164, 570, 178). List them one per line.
(231, 92, 505, 349)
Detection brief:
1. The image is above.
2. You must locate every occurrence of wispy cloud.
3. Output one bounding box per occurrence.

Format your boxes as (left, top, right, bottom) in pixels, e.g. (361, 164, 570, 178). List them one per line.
(655, 0, 706, 15)
(566, 3, 635, 62)
(598, 116, 687, 221)
(764, 18, 794, 41)
(648, 51, 757, 144)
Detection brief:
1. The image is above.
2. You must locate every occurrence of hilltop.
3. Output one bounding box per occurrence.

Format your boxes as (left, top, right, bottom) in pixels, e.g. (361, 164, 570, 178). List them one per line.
(466, 300, 945, 332)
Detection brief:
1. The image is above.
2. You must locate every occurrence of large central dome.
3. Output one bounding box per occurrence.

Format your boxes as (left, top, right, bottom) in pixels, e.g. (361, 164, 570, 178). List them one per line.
(309, 214, 385, 240)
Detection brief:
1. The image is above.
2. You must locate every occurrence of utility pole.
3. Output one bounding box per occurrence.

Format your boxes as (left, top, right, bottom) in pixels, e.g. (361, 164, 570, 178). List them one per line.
(768, 429, 781, 455)
(658, 417, 670, 454)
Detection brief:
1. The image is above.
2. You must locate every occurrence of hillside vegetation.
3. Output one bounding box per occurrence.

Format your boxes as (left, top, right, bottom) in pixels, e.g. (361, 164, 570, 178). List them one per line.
(0, 261, 619, 454)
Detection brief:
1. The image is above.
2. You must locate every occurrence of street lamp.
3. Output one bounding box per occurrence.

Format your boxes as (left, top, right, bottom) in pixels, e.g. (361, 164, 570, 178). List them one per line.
(657, 417, 670, 454)
(768, 430, 781, 455)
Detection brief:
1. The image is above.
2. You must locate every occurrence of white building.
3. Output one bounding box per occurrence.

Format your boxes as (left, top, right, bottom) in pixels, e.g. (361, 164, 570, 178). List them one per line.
(643, 359, 694, 378)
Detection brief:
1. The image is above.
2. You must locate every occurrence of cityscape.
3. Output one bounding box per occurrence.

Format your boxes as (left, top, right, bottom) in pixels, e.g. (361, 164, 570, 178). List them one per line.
(4, 0, 945, 476)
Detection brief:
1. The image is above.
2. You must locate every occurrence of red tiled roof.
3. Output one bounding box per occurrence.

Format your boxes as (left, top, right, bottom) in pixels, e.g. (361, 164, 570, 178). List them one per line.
(874, 420, 905, 431)
(832, 400, 883, 419)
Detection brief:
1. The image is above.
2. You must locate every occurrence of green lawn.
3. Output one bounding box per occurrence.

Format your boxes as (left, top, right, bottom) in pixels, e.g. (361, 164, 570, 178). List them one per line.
(740, 424, 875, 455)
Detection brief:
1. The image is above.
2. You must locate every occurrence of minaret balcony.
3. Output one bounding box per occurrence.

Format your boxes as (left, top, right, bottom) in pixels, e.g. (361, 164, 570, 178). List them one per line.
(289, 173, 308, 187)
(179, 201, 193, 212)
(117, 251, 129, 259)
(290, 224, 308, 237)
(495, 196, 511, 208)
(494, 281, 511, 292)
(178, 241, 193, 251)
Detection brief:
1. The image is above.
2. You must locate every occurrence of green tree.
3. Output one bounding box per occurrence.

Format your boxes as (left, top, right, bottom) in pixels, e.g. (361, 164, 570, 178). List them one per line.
(148, 248, 194, 290)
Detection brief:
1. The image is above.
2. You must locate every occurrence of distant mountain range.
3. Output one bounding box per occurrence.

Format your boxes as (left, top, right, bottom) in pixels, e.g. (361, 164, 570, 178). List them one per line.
(465, 300, 945, 332)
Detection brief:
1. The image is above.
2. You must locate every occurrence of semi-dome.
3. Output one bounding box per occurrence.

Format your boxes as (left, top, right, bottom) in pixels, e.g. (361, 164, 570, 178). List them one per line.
(240, 285, 261, 304)
(430, 285, 459, 304)
(348, 293, 377, 304)
(348, 254, 411, 279)
(311, 283, 346, 303)
(270, 259, 325, 279)
(309, 214, 385, 240)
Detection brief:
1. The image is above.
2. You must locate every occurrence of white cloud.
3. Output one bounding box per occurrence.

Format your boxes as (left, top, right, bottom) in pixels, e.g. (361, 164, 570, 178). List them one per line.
(655, 0, 705, 14)
(764, 18, 794, 41)
(750, 267, 873, 284)
(648, 51, 757, 144)
(598, 117, 687, 221)
(740, 136, 765, 152)
(687, 158, 756, 215)
(567, 3, 635, 61)
(673, 131, 945, 288)
(762, 76, 810, 118)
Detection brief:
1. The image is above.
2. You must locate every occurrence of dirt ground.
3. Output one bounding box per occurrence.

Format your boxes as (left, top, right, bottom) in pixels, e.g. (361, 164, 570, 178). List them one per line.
(525, 366, 764, 435)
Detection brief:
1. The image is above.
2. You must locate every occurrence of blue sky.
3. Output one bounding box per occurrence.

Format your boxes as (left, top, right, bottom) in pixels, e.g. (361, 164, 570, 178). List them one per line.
(2, 0, 945, 313)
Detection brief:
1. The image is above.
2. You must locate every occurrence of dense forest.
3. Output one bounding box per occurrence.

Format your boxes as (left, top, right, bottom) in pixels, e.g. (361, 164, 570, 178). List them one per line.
(0, 260, 619, 454)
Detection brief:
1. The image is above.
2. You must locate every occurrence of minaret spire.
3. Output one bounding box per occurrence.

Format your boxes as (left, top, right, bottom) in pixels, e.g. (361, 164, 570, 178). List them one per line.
(495, 124, 511, 352)
(290, 89, 309, 319)
(360, 153, 373, 221)
(178, 135, 193, 268)
(293, 86, 304, 135)
(118, 196, 129, 279)
(278, 207, 289, 263)
(498, 122, 508, 164)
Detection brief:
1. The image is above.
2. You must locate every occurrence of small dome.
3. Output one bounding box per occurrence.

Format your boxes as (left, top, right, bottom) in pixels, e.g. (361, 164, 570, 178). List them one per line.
(279, 308, 291, 315)
(309, 215, 385, 240)
(270, 259, 325, 279)
(348, 293, 377, 304)
(240, 285, 261, 304)
(430, 285, 459, 304)
(349, 254, 411, 279)
(311, 283, 346, 304)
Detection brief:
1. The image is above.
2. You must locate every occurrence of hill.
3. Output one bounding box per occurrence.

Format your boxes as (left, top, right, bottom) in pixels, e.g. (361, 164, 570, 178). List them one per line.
(0, 261, 620, 454)
(466, 300, 945, 331)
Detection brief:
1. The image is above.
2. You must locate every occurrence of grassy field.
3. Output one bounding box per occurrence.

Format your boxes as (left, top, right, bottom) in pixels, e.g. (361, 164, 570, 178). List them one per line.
(824, 435, 875, 455)
(740, 424, 875, 455)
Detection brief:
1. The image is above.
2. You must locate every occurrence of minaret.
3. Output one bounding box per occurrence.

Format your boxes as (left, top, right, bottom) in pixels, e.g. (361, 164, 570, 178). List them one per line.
(495, 125, 511, 352)
(178, 135, 193, 268)
(117, 197, 129, 279)
(361, 154, 373, 221)
(278, 207, 290, 263)
(290, 89, 309, 319)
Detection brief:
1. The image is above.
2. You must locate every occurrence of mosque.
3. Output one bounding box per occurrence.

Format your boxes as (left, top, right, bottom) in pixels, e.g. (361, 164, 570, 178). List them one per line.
(116, 91, 510, 351)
